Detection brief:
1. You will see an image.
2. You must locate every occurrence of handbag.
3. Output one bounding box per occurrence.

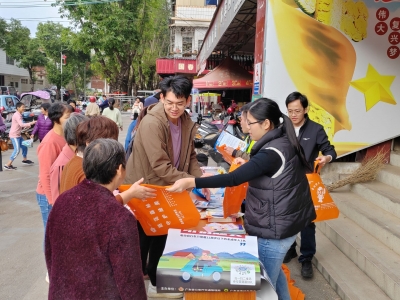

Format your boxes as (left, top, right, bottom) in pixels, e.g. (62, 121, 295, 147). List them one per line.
(0, 139, 8, 151)
(306, 162, 339, 222)
(22, 138, 34, 148)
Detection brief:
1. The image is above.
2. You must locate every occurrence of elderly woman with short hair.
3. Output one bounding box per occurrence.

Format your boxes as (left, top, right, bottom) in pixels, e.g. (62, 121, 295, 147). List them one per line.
(45, 138, 147, 299)
(49, 113, 88, 204)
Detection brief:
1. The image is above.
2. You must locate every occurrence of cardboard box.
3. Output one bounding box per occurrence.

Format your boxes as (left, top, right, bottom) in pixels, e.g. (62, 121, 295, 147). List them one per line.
(157, 229, 261, 293)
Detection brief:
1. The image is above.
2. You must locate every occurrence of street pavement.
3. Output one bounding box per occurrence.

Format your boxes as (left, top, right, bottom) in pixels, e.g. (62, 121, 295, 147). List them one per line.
(0, 113, 340, 299)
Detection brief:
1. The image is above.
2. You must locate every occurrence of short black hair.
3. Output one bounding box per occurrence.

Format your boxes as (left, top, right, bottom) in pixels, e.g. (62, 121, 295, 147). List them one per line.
(48, 103, 69, 124)
(40, 103, 51, 111)
(83, 138, 126, 184)
(16, 102, 25, 109)
(159, 75, 193, 99)
(285, 91, 309, 109)
(67, 99, 76, 106)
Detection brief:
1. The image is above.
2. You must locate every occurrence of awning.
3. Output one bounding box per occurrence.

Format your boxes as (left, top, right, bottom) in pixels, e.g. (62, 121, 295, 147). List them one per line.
(193, 57, 252, 89)
(196, 0, 257, 73)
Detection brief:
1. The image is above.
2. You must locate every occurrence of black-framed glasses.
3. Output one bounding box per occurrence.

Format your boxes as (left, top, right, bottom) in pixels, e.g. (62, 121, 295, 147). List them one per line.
(247, 120, 262, 126)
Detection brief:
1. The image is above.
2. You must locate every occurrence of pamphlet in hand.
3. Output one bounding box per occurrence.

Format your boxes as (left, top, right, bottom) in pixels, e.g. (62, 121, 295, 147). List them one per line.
(215, 130, 247, 151)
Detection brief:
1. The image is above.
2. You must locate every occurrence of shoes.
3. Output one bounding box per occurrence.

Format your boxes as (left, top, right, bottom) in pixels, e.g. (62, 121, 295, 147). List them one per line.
(4, 165, 17, 170)
(301, 261, 314, 278)
(283, 248, 297, 263)
(147, 283, 183, 299)
(45, 272, 49, 283)
(22, 160, 34, 165)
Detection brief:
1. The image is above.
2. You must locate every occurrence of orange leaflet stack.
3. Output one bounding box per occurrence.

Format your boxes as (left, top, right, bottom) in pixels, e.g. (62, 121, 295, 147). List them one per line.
(223, 162, 248, 218)
(119, 184, 201, 235)
(216, 144, 235, 165)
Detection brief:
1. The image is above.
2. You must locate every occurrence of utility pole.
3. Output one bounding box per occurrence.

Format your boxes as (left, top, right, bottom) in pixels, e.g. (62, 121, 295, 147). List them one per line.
(60, 50, 63, 101)
(84, 62, 86, 102)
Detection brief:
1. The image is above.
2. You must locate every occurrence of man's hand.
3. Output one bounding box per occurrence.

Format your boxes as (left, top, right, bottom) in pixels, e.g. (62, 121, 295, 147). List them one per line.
(225, 146, 234, 156)
(202, 188, 211, 200)
(315, 155, 331, 167)
(166, 178, 196, 193)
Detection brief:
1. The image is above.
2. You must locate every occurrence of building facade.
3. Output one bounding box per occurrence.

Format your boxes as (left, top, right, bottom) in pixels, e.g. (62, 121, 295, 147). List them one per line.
(0, 49, 48, 93)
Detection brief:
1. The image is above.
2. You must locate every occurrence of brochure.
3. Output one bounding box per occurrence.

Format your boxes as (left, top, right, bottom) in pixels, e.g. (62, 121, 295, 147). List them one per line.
(157, 228, 261, 293)
(118, 185, 200, 236)
(215, 130, 247, 152)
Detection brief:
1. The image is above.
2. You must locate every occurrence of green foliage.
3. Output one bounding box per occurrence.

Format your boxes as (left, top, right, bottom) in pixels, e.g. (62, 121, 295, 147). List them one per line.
(0, 18, 47, 90)
(36, 22, 92, 98)
(54, 0, 170, 94)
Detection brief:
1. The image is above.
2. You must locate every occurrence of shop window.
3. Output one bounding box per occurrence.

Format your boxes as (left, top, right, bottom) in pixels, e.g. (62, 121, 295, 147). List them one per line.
(37, 80, 44, 85)
(182, 37, 193, 53)
(15, 82, 18, 88)
(21, 79, 28, 84)
(9, 82, 14, 87)
(6, 55, 14, 65)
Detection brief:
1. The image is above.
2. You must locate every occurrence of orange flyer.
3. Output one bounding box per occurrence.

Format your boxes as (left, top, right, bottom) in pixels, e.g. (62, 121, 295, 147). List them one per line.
(216, 144, 234, 165)
(119, 184, 201, 236)
(223, 163, 249, 218)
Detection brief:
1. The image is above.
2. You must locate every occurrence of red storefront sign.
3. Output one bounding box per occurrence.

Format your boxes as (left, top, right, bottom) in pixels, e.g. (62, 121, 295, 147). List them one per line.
(156, 59, 198, 74)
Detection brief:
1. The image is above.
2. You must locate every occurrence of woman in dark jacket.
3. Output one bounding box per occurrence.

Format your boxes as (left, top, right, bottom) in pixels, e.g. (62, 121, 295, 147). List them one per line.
(45, 139, 146, 299)
(31, 103, 52, 142)
(168, 98, 316, 300)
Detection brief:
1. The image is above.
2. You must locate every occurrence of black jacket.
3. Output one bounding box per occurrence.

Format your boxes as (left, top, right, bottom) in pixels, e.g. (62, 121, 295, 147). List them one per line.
(298, 117, 337, 170)
(245, 128, 316, 239)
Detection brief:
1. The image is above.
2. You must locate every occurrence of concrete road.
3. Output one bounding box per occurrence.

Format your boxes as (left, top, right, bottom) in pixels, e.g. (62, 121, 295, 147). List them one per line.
(0, 113, 340, 299)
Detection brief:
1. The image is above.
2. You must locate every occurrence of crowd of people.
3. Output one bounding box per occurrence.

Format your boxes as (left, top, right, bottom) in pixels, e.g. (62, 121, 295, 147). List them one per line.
(0, 75, 336, 300)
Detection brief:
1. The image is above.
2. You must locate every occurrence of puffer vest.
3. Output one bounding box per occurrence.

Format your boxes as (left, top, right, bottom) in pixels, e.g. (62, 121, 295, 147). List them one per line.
(244, 128, 316, 239)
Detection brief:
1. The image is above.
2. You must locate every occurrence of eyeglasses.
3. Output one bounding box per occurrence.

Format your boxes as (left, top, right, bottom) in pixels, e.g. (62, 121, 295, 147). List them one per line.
(164, 100, 186, 109)
(287, 109, 303, 116)
(246, 120, 262, 126)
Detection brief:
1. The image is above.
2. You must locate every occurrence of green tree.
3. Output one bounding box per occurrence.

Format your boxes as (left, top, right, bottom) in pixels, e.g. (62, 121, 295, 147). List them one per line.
(36, 22, 85, 99)
(55, 0, 170, 95)
(0, 19, 47, 91)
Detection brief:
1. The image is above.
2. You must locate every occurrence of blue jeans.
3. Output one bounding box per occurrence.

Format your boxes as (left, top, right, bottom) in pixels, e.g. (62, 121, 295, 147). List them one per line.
(10, 137, 27, 162)
(36, 193, 52, 231)
(258, 235, 297, 300)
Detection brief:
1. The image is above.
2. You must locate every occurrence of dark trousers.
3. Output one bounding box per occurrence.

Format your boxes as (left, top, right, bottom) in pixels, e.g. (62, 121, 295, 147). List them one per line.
(137, 222, 168, 287)
(289, 222, 316, 263)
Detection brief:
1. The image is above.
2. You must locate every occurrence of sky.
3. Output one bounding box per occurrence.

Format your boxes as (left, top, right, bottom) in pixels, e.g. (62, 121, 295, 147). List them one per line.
(0, 1, 69, 37)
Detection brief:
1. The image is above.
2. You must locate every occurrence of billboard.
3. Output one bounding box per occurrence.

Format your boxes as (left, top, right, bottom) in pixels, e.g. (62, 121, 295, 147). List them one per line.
(262, 0, 400, 156)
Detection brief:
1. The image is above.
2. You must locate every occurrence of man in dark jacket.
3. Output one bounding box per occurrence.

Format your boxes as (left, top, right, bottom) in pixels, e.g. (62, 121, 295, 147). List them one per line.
(284, 91, 337, 278)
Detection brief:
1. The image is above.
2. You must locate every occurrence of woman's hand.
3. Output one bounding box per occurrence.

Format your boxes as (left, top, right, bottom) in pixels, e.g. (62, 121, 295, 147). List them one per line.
(120, 178, 156, 204)
(166, 178, 196, 193)
(233, 157, 246, 165)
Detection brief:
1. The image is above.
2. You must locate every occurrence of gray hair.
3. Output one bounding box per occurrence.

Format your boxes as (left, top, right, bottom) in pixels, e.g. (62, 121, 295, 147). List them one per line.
(63, 113, 89, 146)
(83, 138, 126, 184)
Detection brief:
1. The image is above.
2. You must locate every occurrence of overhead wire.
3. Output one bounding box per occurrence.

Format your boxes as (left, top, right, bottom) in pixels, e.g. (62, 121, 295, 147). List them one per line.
(0, 0, 123, 8)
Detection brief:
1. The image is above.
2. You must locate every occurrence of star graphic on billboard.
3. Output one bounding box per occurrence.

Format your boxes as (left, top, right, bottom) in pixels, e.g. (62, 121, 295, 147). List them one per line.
(350, 64, 396, 111)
